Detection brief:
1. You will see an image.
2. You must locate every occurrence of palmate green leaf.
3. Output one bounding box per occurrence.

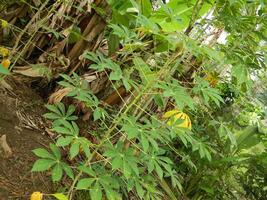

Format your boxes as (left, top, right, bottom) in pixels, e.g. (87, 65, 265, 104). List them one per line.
(57, 102, 65, 115)
(70, 142, 80, 159)
(121, 116, 140, 139)
(192, 141, 212, 161)
(71, 121, 80, 135)
(44, 103, 77, 124)
(123, 160, 132, 179)
(93, 107, 107, 121)
(52, 163, 63, 182)
(133, 57, 155, 85)
(53, 126, 71, 135)
(108, 24, 137, 42)
(78, 165, 96, 176)
(66, 105, 76, 117)
(109, 69, 123, 81)
(52, 193, 68, 200)
(45, 104, 62, 116)
(193, 77, 224, 107)
(155, 162, 163, 180)
(32, 159, 56, 172)
(111, 156, 123, 170)
(219, 124, 237, 147)
(76, 178, 95, 189)
(140, 134, 149, 152)
(58, 81, 74, 89)
(32, 148, 55, 159)
(105, 142, 139, 178)
(62, 163, 74, 180)
(60, 74, 75, 85)
(158, 80, 195, 110)
(56, 136, 73, 147)
(80, 141, 91, 158)
(105, 188, 122, 200)
(50, 144, 61, 160)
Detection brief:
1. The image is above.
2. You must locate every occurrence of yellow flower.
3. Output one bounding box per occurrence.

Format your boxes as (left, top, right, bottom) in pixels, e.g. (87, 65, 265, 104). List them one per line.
(0, 19, 8, 28)
(0, 47, 9, 57)
(163, 109, 192, 130)
(1, 59, 10, 69)
(30, 192, 43, 200)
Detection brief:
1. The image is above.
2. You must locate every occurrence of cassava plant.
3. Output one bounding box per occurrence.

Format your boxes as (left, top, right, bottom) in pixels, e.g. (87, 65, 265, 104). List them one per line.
(26, 0, 267, 200)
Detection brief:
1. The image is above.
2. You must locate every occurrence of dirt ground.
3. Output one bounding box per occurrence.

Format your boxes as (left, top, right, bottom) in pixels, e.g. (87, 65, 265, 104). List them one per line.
(0, 78, 54, 200)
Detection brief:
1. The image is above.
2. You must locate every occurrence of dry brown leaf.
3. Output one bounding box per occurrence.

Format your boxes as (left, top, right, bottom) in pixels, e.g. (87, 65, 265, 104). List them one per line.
(13, 66, 45, 77)
(0, 135, 12, 158)
(48, 88, 72, 104)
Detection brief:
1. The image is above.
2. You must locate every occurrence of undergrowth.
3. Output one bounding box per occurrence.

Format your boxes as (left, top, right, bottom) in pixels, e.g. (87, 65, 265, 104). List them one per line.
(0, 0, 266, 200)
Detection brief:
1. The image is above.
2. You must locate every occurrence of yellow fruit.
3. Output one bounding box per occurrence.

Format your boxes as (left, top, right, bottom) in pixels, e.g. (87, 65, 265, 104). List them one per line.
(30, 192, 43, 200)
(163, 109, 192, 130)
(1, 59, 10, 69)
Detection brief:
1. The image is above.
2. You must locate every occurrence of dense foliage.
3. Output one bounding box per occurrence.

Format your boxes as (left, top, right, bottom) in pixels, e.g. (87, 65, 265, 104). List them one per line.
(1, 0, 266, 200)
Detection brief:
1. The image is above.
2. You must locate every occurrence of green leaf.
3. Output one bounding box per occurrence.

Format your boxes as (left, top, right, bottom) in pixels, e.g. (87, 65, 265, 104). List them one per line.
(133, 57, 155, 85)
(93, 107, 103, 121)
(32, 159, 55, 172)
(140, 134, 149, 152)
(56, 136, 73, 147)
(52, 193, 68, 200)
(76, 178, 95, 189)
(50, 144, 61, 160)
(153, 94, 165, 108)
(135, 181, 145, 198)
(45, 104, 61, 116)
(53, 126, 71, 135)
(123, 160, 132, 179)
(90, 183, 102, 200)
(66, 105, 76, 117)
(155, 162, 163, 180)
(148, 159, 155, 173)
(138, 0, 152, 17)
(57, 102, 66, 115)
(0, 64, 10, 75)
(32, 148, 55, 159)
(111, 156, 123, 170)
(52, 164, 63, 182)
(105, 189, 122, 200)
(62, 163, 74, 180)
(68, 25, 82, 44)
(232, 65, 248, 85)
(43, 113, 60, 120)
(160, 81, 195, 110)
(70, 142, 80, 159)
(71, 121, 80, 136)
(78, 165, 96, 176)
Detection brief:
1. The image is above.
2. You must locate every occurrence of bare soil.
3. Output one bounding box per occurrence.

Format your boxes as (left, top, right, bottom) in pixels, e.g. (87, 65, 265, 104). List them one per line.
(0, 78, 54, 200)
